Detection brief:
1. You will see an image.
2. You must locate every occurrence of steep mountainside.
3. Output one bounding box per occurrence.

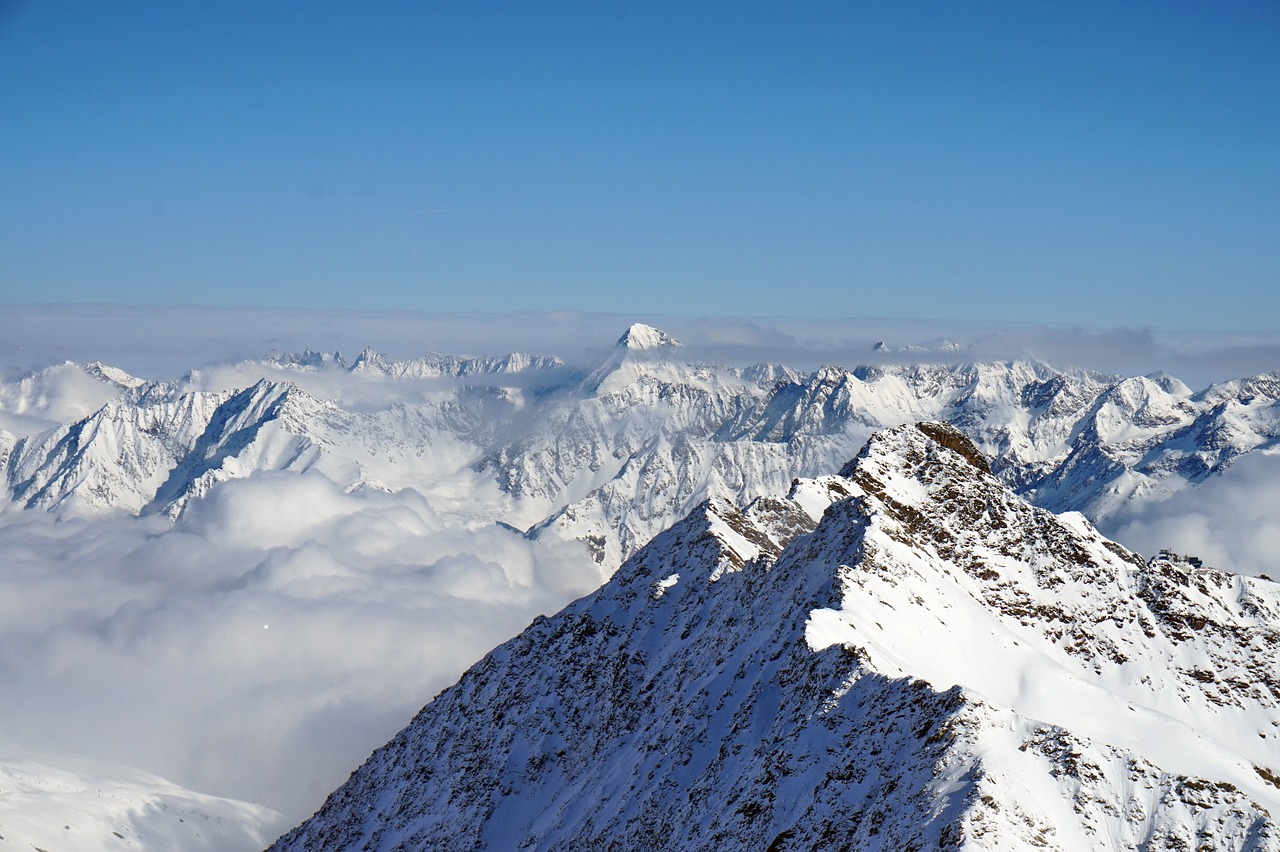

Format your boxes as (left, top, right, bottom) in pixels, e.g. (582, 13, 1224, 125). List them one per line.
(271, 423, 1280, 851)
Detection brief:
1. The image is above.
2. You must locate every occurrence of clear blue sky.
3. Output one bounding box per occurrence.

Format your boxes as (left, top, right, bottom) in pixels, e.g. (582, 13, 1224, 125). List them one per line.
(2, 1, 1278, 329)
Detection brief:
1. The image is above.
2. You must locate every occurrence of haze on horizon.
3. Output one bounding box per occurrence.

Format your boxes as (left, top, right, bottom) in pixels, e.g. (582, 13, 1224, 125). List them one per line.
(4, 305, 1280, 394)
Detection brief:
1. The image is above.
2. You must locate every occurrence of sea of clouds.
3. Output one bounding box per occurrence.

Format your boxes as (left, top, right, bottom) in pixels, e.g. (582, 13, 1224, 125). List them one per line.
(1, 305, 1277, 826)
(1102, 450, 1280, 582)
(0, 469, 604, 819)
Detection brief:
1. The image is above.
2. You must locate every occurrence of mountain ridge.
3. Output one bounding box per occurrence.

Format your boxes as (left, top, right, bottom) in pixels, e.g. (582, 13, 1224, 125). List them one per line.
(270, 422, 1280, 850)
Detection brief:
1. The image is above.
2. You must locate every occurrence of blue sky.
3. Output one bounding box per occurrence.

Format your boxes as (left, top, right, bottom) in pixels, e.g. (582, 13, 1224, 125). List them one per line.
(2, 1, 1278, 330)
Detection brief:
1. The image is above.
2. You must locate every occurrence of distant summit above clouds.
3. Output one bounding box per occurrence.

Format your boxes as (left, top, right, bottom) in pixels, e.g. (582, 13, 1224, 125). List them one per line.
(617, 322, 683, 351)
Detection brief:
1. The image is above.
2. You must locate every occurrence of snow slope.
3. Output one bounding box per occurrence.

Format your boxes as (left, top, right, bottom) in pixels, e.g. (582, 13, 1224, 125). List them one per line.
(0, 748, 285, 852)
(272, 422, 1280, 850)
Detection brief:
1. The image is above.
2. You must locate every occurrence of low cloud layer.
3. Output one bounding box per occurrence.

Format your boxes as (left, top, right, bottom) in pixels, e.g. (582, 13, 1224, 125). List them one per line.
(0, 472, 605, 821)
(1102, 451, 1280, 580)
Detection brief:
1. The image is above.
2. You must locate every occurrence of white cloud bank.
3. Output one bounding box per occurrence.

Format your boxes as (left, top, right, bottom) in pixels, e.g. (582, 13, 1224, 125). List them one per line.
(1102, 450, 1280, 580)
(0, 471, 605, 821)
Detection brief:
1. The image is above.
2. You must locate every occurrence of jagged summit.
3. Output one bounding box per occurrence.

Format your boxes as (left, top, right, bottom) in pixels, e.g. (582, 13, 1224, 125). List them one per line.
(616, 322, 682, 351)
(272, 421, 1280, 851)
(351, 346, 391, 373)
(265, 348, 349, 369)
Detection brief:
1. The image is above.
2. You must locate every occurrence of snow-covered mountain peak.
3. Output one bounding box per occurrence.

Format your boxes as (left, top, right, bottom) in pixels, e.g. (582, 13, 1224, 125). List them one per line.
(1199, 370, 1280, 406)
(265, 348, 350, 370)
(810, 363, 851, 385)
(840, 420, 992, 481)
(274, 422, 1280, 849)
(1145, 370, 1193, 396)
(350, 346, 391, 373)
(812, 423, 1280, 804)
(573, 324, 736, 404)
(617, 322, 682, 351)
(80, 361, 148, 389)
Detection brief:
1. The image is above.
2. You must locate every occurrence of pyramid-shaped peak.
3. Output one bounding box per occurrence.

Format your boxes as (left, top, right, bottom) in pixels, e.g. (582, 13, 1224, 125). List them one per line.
(617, 323, 682, 351)
(350, 346, 390, 373)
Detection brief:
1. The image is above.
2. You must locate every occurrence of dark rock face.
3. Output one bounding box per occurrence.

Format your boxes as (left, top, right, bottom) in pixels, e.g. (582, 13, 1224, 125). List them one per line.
(914, 421, 991, 474)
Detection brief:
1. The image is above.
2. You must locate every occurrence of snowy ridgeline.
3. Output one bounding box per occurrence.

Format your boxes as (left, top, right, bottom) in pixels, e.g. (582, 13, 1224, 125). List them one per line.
(272, 424, 1280, 850)
(0, 749, 285, 851)
(3, 324, 1279, 573)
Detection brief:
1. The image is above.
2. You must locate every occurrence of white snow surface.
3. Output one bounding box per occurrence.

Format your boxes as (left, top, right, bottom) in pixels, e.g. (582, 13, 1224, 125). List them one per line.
(0, 746, 285, 851)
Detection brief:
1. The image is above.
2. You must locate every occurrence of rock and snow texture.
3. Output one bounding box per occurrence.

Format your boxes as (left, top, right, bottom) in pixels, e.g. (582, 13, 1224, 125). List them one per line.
(617, 322, 683, 351)
(271, 423, 1280, 851)
(0, 748, 285, 851)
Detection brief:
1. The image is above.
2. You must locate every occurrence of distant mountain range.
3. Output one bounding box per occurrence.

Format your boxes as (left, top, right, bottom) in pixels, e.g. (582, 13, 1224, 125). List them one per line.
(5, 324, 1278, 576)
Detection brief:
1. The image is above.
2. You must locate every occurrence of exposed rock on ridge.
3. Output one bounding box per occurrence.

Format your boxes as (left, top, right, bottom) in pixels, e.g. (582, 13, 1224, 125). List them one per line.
(271, 423, 1280, 851)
